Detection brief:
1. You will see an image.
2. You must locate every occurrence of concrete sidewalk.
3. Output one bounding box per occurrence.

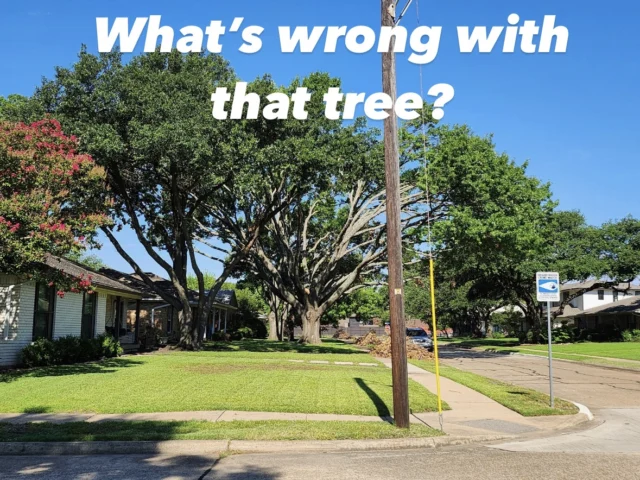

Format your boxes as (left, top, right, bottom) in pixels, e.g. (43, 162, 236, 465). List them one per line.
(377, 358, 591, 437)
(0, 410, 400, 425)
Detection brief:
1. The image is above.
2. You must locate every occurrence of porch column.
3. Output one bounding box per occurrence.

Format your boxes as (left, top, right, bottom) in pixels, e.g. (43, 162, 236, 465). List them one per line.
(114, 296, 121, 339)
(224, 309, 228, 334)
(134, 299, 141, 344)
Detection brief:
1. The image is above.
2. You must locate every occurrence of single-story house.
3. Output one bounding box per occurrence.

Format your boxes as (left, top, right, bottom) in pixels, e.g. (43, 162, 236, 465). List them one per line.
(98, 269, 238, 342)
(562, 295, 640, 331)
(0, 256, 143, 368)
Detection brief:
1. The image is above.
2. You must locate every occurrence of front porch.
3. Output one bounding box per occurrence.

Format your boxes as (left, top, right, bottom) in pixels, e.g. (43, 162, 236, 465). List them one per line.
(105, 293, 141, 353)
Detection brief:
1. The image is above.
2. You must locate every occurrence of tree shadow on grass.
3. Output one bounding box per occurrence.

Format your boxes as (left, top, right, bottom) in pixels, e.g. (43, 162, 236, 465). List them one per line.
(0, 358, 143, 384)
(21, 406, 52, 414)
(354, 378, 393, 423)
(202, 339, 364, 356)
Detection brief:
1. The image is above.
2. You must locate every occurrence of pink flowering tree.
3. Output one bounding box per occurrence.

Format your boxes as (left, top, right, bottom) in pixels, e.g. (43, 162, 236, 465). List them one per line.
(0, 119, 109, 291)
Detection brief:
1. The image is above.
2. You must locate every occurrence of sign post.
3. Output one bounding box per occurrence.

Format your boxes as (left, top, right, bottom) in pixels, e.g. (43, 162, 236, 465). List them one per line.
(536, 272, 560, 408)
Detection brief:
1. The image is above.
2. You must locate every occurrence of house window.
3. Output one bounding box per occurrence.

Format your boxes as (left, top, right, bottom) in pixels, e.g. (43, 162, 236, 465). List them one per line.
(635, 291, 640, 296)
(613, 291, 619, 302)
(33, 282, 55, 340)
(598, 290, 605, 301)
(167, 307, 173, 334)
(81, 292, 97, 340)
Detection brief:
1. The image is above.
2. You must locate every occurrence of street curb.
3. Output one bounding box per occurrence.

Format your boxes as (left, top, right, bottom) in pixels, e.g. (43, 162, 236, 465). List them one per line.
(0, 435, 509, 456)
(571, 402, 594, 422)
(228, 435, 509, 453)
(0, 440, 229, 456)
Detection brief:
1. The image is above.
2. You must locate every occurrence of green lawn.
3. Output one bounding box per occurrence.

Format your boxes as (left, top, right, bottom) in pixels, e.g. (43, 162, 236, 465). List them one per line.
(483, 343, 640, 370)
(0, 420, 442, 442)
(0, 340, 444, 416)
(410, 360, 578, 417)
(491, 342, 640, 361)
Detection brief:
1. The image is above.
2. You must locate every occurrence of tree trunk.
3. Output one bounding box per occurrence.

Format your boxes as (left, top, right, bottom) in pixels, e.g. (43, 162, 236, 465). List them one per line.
(268, 310, 279, 341)
(298, 307, 322, 344)
(178, 307, 197, 349)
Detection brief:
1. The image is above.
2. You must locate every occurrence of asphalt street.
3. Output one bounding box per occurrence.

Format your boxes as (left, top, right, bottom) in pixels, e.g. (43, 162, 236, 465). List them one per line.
(439, 349, 640, 409)
(2, 447, 640, 480)
(439, 349, 640, 454)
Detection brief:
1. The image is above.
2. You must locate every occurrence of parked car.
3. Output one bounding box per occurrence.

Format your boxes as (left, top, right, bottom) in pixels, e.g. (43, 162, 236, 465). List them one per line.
(406, 328, 434, 352)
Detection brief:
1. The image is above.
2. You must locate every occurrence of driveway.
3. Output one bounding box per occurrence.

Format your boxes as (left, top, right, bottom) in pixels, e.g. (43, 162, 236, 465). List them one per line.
(439, 349, 640, 453)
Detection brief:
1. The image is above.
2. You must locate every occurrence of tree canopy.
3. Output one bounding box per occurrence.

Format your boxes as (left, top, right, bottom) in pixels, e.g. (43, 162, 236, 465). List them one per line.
(0, 119, 108, 290)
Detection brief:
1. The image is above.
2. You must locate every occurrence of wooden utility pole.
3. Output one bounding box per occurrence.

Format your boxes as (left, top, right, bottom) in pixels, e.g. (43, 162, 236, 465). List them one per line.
(381, 0, 410, 429)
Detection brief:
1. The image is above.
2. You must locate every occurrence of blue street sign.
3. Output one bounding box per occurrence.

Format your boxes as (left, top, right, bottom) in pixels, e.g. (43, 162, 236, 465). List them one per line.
(536, 272, 560, 302)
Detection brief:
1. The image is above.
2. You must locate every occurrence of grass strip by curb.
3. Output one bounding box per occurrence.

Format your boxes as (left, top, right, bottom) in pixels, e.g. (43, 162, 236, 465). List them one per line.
(410, 360, 578, 417)
(0, 420, 443, 442)
(483, 347, 640, 370)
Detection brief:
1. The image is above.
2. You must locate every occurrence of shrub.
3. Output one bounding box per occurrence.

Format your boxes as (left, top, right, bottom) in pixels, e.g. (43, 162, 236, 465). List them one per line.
(139, 325, 163, 347)
(20, 334, 122, 368)
(230, 327, 254, 341)
(552, 325, 575, 344)
(489, 331, 506, 339)
(21, 338, 57, 368)
(97, 334, 123, 358)
(212, 331, 230, 342)
(621, 329, 640, 342)
(576, 325, 623, 342)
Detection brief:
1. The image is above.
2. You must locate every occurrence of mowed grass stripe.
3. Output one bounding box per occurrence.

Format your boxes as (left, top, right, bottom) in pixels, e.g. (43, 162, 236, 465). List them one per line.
(410, 360, 578, 417)
(0, 420, 443, 442)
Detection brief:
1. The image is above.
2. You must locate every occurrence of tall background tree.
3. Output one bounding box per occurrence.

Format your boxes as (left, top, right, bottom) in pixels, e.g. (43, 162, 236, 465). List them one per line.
(35, 49, 359, 348)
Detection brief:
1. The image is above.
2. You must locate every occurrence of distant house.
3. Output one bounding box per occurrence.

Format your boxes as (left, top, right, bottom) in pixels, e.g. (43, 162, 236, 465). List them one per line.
(98, 270, 238, 342)
(556, 281, 640, 331)
(0, 256, 143, 368)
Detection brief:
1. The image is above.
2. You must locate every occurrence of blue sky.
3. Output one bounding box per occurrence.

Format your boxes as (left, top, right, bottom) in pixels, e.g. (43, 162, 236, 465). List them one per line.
(2, 0, 638, 276)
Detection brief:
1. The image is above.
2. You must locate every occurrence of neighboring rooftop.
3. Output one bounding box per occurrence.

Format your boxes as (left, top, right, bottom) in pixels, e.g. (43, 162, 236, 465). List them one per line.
(554, 305, 584, 318)
(561, 280, 640, 292)
(99, 268, 236, 307)
(43, 255, 142, 296)
(578, 295, 640, 316)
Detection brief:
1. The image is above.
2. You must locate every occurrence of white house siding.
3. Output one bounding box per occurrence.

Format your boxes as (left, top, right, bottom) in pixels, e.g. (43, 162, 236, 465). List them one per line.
(581, 289, 636, 311)
(0, 277, 35, 368)
(95, 292, 107, 336)
(52, 292, 83, 339)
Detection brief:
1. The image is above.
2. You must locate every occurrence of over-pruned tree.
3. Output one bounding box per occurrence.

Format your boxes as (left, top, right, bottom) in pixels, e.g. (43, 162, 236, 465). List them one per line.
(233, 120, 428, 344)
(187, 72, 351, 344)
(0, 119, 109, 291)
